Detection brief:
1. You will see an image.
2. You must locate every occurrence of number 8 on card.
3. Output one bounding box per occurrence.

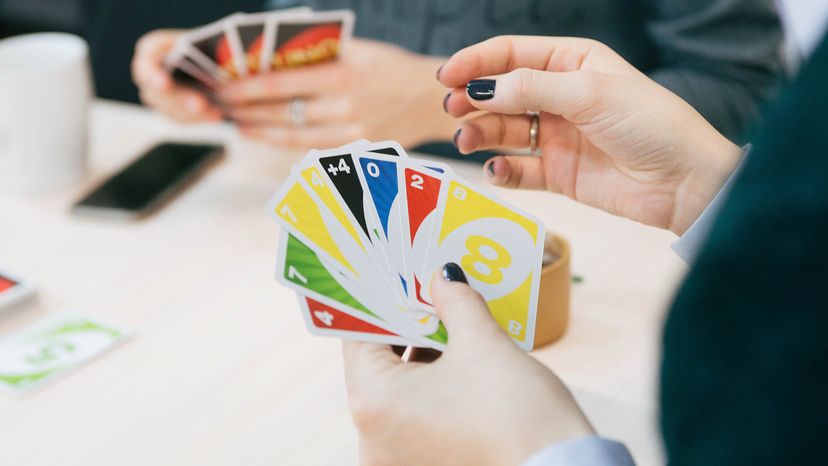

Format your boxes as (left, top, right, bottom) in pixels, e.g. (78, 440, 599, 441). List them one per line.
(425, 177, 545, 351)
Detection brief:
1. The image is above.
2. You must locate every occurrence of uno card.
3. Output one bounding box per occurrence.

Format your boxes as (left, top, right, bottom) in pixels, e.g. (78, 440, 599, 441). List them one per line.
(267, 10, 354, 70)
(228, 8, 313, 75)
(291, 157, 403, 306)
(277, 233, 445, 348)
(266, 172, 371, 284)
(0, 270, 35, 312)
(353, 152, 411, 297)
(227, 12, 270, 77)
(181, 15, 241, 81)
(310, 142, 414, 302)
(278, 233, 419, 345)
(0, 313, 129, 396)
(267, 172, 419, 323)
(297, 295, 413, 346)
(396, 158, 451, 311)
(164, 47, 221, 94)
(422, 175, 545, 350)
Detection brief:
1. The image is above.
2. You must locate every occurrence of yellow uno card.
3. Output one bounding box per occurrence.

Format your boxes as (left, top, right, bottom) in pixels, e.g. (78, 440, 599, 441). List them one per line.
(422, 175, 545, 350)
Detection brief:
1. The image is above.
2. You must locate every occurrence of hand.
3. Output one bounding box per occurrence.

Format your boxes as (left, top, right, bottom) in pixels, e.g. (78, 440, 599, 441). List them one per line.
(218, 38, 456, 150)
(131, 29, 223, 122)
(343, 264, 593, 466)
(439, 36, 743, 236)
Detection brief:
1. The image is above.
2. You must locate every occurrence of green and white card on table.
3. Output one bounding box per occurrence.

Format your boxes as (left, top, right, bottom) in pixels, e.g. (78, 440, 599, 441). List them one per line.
(0, 313, 129, 396)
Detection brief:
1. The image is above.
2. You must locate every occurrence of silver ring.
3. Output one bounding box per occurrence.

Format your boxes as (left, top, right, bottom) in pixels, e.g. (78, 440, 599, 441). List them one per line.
(529, 112, 540, 155)
(288, 98, 306, 126)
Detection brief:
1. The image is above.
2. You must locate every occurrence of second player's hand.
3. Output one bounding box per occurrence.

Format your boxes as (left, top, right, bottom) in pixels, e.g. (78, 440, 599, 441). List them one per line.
(131, 29, 223, 122)
(439, 36, 743, 236)
(342, 264, 594, 466)
(218, 38, 457, 150)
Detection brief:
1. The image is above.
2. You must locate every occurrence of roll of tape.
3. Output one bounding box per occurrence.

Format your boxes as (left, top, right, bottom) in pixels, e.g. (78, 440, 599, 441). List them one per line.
(533, 232, 571, 348)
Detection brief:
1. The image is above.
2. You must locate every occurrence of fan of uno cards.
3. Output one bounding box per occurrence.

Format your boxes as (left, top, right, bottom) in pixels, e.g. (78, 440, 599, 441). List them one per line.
(164, 7, 354, 91)
(266, 140, 545, 351)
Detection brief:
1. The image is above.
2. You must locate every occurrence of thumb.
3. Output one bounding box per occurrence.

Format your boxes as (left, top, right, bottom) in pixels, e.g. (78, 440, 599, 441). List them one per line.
(465, 68, 608, 122)
(430, 263, 512, 350)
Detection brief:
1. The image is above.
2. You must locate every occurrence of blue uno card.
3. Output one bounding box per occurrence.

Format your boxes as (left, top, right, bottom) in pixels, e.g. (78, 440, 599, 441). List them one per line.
(355, 152, 410, 297)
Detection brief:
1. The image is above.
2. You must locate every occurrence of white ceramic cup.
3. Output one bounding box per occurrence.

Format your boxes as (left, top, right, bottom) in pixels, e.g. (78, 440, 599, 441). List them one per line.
(0, 33, 92, 194)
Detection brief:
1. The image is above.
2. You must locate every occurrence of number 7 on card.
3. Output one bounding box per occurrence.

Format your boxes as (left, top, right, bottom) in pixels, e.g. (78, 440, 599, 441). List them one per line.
(424, 177, 545, 351)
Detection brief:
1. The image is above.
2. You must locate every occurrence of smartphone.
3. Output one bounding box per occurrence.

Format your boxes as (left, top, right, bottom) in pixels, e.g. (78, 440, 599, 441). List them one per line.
(72, 142, 224, 219)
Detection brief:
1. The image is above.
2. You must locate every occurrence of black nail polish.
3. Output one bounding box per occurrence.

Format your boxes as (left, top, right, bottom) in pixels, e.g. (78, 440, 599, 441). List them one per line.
(436, 65, 444, 81)
(486, 160, 495, 177)
(467, 79, 495, 100)
(452, 128, 461, 148)
(442, 262, 468, 283)
(443, 93, 451, 113)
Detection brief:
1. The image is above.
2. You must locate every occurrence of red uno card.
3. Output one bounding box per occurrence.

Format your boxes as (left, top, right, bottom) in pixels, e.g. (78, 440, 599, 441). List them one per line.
(0, 270, 35, 312)
(297, 295, 412, 346)
(396, 159, 451, 311)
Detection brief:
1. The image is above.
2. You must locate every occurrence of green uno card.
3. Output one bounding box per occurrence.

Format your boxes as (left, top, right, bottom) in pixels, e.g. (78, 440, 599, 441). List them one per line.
(0, 313, 129, 396)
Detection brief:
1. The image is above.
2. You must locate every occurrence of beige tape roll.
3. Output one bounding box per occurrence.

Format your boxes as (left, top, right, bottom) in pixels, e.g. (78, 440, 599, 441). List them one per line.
(533, 232, 571, 348)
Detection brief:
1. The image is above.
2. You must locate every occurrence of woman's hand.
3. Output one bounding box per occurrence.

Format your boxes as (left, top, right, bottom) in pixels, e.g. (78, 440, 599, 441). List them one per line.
(343, 264, 593, 466)
(218, 38, 456, 150)
(439, 36, 742, 235)
(131, 29, 223, 122)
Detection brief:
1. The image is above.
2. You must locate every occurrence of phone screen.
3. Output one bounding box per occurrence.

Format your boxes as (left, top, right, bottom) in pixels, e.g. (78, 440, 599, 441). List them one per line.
(74, 142, 223, 216)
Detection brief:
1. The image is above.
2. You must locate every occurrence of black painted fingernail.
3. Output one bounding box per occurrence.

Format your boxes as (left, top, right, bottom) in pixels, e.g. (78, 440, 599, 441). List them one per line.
(452, 128, 461, 148)
(486, 160, 495, 177)
(467, 79, 495, 100)
(443, 92, 451, 113)
(436, 64, 444, 81)
(442, 262, 468, 283)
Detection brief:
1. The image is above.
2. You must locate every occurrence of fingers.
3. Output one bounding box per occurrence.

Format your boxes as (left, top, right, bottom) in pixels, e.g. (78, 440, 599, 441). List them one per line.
(454, 112, 534, 153)
(226, 96, 353, 126)
(139, 87, 222, 122)
(132, 29, 181, 91)
(439, 36, 611, 89)
(239, 123, 362, 151)
(482, 156, 547, 191)
(430, 265, 510, 349)
(218, 63, 345, 104)
(461, 69, 610, 123)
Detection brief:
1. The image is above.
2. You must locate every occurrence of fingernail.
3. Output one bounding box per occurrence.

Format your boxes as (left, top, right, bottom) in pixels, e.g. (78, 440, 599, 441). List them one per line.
(436, 64, 444, 81)
(486, 160, 495, 177)
(442, 262, 468, 283)
(442, 93, 451, 113)
(467, 79, 495, 100)
(452, 128, 461, 148)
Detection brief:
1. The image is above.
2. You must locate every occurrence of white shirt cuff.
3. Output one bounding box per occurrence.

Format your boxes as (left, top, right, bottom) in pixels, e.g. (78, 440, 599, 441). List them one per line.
(521, 436, 636, 466)
(671, 145, 752, 263)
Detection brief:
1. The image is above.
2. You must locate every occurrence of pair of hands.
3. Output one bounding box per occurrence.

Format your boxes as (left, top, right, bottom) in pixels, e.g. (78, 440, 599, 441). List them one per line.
(138, 29, 745, 465)
(345, 36, 744, 465)
(132, 31, 456, 149)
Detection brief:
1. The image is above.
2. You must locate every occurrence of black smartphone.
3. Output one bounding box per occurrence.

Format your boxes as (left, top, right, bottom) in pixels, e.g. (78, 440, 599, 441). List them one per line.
(72, 142, 224, 219)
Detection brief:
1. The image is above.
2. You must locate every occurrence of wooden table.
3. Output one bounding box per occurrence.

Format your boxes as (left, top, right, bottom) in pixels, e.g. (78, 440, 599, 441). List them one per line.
(0, 100, 686, 465)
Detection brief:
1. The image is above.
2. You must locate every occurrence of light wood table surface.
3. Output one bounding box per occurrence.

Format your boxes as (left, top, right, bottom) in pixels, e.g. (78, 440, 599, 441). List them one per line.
(0, 100, 686, 466)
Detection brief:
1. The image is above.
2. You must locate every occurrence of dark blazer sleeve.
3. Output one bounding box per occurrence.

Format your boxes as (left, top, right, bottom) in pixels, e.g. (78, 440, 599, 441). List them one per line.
(645, 0, 785, 143)
(660, 34, 828, 465)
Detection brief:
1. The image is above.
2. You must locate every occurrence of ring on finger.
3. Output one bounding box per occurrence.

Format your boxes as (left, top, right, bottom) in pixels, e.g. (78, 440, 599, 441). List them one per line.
(528, 112, 540, 155)
(288, 98, 307, 126)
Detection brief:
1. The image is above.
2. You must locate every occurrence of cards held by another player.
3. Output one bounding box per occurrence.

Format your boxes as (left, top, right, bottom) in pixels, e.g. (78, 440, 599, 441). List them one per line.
(266, 139, 545, 351)
(165, 8, 354, 85)
(132, 9, 456, 149)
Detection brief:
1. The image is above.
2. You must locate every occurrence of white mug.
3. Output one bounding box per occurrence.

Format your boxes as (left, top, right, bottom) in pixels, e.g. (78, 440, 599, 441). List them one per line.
(0, 33, 92, 194)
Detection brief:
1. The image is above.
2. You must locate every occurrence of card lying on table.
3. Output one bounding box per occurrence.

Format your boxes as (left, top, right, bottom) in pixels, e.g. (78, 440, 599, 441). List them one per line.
(0, 313, 129, 396)
(0, 269, 36, 313)
(165, 7, 354, 86)
(266, 140, 545, 351)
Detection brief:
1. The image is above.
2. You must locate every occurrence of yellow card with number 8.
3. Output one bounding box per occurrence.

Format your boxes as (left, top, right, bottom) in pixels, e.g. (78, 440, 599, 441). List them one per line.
(422, 176, 544, 351)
